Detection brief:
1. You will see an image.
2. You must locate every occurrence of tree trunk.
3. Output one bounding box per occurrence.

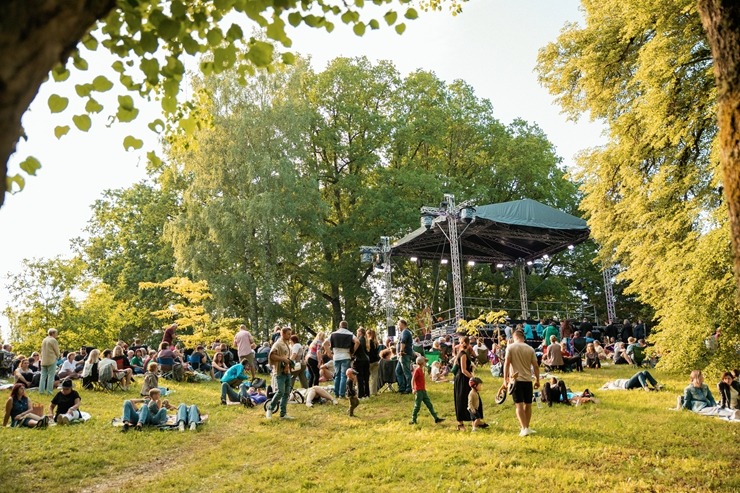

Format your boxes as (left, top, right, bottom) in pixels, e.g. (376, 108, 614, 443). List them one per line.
(0, 0, 115, 207)
(698, 0, 740, 294)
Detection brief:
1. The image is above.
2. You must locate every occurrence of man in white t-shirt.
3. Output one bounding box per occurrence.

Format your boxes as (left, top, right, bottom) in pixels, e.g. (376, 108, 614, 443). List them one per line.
(234, 324, 256, 381)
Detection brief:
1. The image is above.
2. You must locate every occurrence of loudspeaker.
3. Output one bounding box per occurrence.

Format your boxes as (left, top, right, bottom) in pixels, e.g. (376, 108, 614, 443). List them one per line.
(387, 325, 396, 337)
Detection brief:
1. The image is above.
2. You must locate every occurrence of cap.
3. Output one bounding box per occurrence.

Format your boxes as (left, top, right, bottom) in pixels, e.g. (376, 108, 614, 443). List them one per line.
(61, 379, 73, 389)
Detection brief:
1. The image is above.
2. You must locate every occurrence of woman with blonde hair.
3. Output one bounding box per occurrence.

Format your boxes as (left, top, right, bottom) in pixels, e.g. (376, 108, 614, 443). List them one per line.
(306, 331, 325, 388)
(81, 349, 100, 389)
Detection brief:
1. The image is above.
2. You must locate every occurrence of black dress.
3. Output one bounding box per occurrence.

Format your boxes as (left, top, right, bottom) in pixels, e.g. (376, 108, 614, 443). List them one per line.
(454, 352, 480, 422)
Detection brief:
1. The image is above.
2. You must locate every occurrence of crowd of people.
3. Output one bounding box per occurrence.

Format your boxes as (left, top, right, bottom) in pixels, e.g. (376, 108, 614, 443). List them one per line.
(2, 317, 739, 433)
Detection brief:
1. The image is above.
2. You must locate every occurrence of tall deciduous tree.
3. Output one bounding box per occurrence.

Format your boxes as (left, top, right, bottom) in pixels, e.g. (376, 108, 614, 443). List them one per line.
(537, 0, 739, 371)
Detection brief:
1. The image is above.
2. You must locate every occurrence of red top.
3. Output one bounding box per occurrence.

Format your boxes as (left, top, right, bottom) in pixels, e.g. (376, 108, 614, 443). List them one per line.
(412, 366, 426, 392)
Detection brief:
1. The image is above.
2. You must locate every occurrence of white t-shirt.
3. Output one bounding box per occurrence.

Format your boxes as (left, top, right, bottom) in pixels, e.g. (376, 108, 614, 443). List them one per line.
(61, 359, 77, 373)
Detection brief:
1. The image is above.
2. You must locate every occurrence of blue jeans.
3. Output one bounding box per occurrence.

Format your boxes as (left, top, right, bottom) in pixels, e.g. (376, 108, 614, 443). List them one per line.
(177, 404, 200, 425)
(122, 400, 141, 424)
(269, 374, 293, 417)
(333, 359, 351, 398)
(395, 355, 412, 393)
(626, 371, 657, 390)
(40, 364, 55, 394)
(221, 381, 249, 402)
(139, 404, 168, 425)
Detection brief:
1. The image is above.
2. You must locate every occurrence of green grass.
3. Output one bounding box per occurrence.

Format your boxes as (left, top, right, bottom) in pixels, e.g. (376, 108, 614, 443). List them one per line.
(1, 365, 738, 492)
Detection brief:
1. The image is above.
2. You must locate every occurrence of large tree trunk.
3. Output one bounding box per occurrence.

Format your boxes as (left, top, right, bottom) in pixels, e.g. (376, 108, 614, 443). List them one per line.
(698, 0, 740, 293)
(0, 0, 115, 207)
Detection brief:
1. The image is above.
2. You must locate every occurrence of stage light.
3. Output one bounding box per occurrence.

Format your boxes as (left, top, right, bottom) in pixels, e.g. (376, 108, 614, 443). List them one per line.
(568, 244, 575, 250)
(526, 261, 533, 266)
(410, 256, 418, 262)
(496, 263, 504, 268)
(441, 259, 449, 265)
(467, 260, 475, 266)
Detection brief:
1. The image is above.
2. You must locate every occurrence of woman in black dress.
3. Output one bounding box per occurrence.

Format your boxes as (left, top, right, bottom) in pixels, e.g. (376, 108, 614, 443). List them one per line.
(354, 328, 370, 399)
(454, 336, 476, 430)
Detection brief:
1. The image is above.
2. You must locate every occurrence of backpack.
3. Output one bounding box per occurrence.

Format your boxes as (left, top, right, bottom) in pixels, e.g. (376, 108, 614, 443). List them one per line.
(172, 363, 185, 382)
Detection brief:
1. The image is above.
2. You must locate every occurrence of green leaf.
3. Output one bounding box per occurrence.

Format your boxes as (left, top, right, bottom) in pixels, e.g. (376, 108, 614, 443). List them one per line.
(54, 125, 70, 139)
(356, 0, 365, 7)
(384, 11, 398, 25)
(7, 174, 25, 193)
(353, 22, 366, 36)
(73, 54, 88, 71)
(85, 98, 104, 114)
(324, 21, 335, 33)
(247, 40, 274, 67)
(112, 61, 125, 73)
(92, 75, 114, 92)
(226, 24, 244, 42)
(171, 0, 187, 18)
(369, 19, 380, 30)
(118, 95, 135, 111)
(147, 150, 162, 168)
(405, 8, 418, 20)
(140, 31, 159, 53)
(123, 135, 144, 151)
(207, 28, 224, 46)
(162, 95, 178, 113)
(75, 84, 93, 97)
(141, 58, 160, 84)
(288, 12, 302, 27)
(148, 119, 165, 133)
(82, 34, 99, 51)
(158, 18, 181, 40)
(72, 114, 92, 132)
(52, 66, 70, 82)
(182, 35, 200, 55)
(395, 23, 406, 34)
(48, 94, 69, 113)
(179, 117, 196, 135)
(19, 156, 42, 176)
(281, 52, 296, 65)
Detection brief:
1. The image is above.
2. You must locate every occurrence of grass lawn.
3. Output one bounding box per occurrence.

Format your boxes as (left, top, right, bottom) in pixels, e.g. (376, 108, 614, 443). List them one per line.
(1, 364, 738, 493)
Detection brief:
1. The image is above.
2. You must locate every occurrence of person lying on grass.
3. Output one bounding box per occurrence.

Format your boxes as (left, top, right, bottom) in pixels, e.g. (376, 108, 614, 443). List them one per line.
(304, 386, 337, 407)
(541, 377, 597, 406)
(682, 370, 739, 419)
(3, 383, 49, 429)
(601, 370, 663, 391)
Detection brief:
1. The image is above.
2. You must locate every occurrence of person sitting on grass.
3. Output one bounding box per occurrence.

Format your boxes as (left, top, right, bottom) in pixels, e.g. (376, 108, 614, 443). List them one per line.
(211, 351, 228, 380)
(467, 377, 487, 431)
(121, 388, 175, 431)
(612, 342, 633, 365)
(593, 340, 607, 360)
(220, 359, 251, 406)
(560, 341, 583, 372)
(129, 348, 145, 375)
(57, 352, 81, 380)
(542, 377, 570, 406)
(410, 356, 445, 426)
(542, 335, 565, 370)
(3, 383, 49, 428)
(584, 343, 601, 369)
(601, 370, 663, 391)
(718, 370, 740, 410)
(682, 370, 738, 419)
(13, 357, 37, 388)
(49, 379, 82, 425)
(430, 360, 451, 383)
(140, 362, 162, 397)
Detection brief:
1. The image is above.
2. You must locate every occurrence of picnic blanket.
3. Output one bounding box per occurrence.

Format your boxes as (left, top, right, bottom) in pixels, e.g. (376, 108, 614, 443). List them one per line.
(111, 414, 209, 429)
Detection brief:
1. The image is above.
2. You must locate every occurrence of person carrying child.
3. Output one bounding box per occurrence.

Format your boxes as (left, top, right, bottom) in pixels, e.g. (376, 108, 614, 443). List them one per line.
(409, 356, 445, 425)
(467, 377, 487, 431)
(346, 367, 360, 417)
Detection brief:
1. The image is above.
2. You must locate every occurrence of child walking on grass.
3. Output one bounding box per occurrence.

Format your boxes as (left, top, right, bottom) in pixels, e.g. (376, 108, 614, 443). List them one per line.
(467, 377, 487, 431)
(410, 356, 445, 425)
(346, 367, 360, 417)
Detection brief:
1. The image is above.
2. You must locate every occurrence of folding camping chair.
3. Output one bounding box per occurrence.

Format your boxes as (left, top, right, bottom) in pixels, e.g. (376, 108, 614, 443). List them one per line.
(378, 358, 397, 393)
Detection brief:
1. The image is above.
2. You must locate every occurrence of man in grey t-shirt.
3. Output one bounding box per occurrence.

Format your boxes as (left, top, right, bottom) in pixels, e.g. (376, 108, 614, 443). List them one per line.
(503, 329, 540, 436)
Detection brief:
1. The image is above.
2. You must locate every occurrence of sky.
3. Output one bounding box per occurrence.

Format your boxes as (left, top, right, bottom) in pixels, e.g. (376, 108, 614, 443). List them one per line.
(0, 0, 604, 339)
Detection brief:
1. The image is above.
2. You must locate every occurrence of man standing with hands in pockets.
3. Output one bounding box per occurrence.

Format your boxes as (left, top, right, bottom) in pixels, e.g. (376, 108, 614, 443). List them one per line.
(503, 329, 540, 436)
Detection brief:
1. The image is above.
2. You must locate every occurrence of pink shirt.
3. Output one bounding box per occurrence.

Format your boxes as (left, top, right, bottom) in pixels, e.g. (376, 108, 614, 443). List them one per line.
(234, 330, 254, 357)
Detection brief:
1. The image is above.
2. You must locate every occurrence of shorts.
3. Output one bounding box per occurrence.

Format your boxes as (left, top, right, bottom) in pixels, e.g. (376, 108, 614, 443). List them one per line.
(468, 410, 481, 421)
(511, 381, 534, 404)
(240, 353, 256, 369)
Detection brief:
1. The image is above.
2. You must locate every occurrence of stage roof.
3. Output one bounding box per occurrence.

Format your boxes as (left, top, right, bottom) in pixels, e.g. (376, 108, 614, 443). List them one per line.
(390, 198, 590, 264)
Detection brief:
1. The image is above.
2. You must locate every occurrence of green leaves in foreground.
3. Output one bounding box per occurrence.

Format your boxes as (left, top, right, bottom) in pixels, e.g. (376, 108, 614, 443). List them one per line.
(19, 156, 41, 176)
(123, 135, 143, 150)
(48, 94, 69, 113)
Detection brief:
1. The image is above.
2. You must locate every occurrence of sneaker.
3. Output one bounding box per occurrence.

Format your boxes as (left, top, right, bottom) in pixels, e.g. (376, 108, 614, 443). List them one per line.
(654, 384, 664, 391)
(519, 428, 528, 437)
(121, 423, 130, 433)
(527, 428, 537, 434)
(239, 396, 249, 407)
(434, 417, 446, 424)
(56, 415, 64, 425)
(306, 402, 313, 408)
(178, 422, 185, 432)
(280, 415, 296, 420)
(61, 415, 70, 426)
(471, 427, 479, 432)
(189, 422, 197, 431)
(265, 408, 273, 419)
(332, 399, 338, 405)
(478, 422, 489, 429)
(220, 398, 227, 405)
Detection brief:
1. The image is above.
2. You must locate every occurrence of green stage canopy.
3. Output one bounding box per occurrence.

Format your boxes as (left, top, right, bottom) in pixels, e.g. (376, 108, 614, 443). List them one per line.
(391, 198, 590, 264)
